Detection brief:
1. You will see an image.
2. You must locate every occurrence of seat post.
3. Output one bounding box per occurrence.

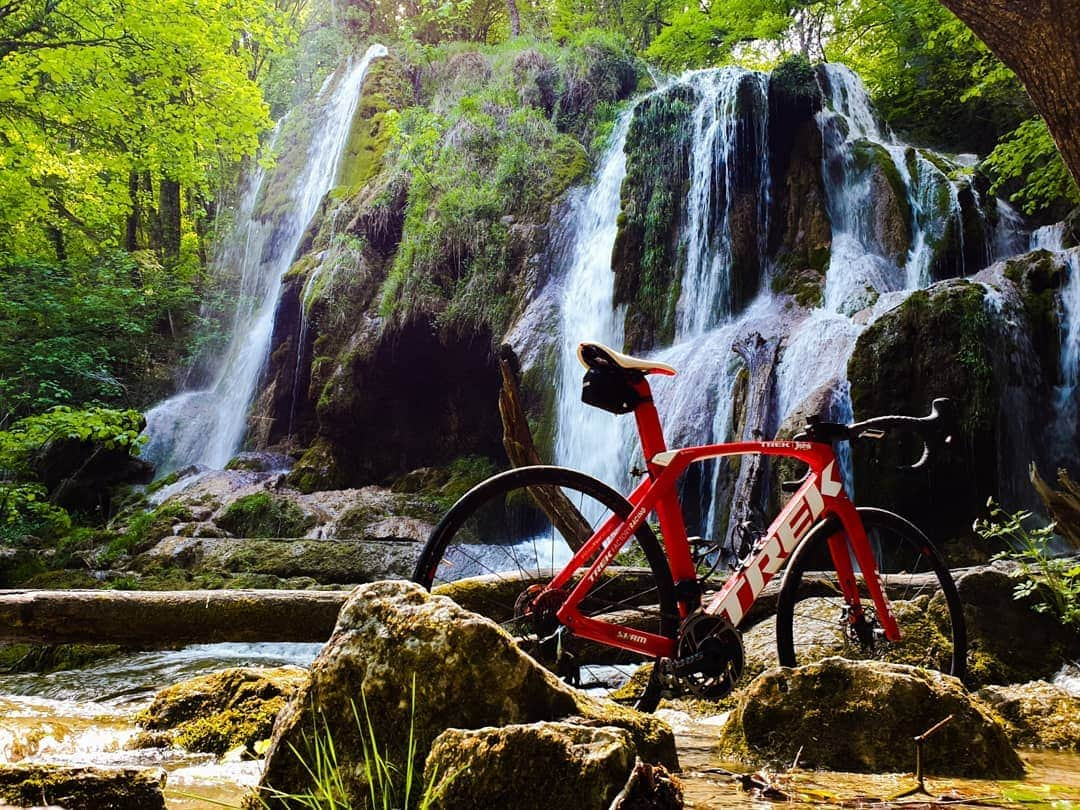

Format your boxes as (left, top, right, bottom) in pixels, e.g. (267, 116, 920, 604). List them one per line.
(631, 378, 668, 469)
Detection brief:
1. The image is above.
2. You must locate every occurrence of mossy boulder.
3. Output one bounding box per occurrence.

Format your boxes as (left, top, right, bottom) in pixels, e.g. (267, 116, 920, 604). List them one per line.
(846, 280, 1002, 541)
(0, 764, 166, 809)
(957, 566, 1080, 687)
(424, 722, 637, 810)
(717, 658, 1023, 777)
(136, 666, 308, 756)
(257, 581, 676, 808)
(286, 438, 347, 494)
(214, 492, 316, 538)
(976, 681, 1080, 750)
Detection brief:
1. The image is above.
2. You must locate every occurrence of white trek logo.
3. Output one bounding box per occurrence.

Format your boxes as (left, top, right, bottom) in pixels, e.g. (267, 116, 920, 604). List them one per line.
(713, 461, 844, 625)
(584, 506, 647, 587)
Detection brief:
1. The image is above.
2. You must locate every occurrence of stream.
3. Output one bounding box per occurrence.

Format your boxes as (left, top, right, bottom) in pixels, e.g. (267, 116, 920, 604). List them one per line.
(2, 645, 1078, 809)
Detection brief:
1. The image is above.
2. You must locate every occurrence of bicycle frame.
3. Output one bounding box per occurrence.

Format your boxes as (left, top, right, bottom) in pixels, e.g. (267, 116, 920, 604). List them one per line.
(551, 376, 900, 660)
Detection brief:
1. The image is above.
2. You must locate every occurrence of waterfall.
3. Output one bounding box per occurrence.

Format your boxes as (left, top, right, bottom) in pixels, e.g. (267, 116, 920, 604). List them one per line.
(1058, 252, 1080, 441)
(143, 44, 387, 474)
(1029, 225, 1080, 467)
(553, 111, 634, 488)
(546, 61, 1045, 546)
(676, 69, 771, 337)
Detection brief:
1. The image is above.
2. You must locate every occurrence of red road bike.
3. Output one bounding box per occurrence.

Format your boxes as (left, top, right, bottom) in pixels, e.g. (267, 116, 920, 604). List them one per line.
(413, 342, 967, 711)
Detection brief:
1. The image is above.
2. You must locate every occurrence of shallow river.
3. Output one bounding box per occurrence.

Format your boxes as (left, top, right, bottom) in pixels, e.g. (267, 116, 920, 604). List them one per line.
(1, 645, 1078, 809)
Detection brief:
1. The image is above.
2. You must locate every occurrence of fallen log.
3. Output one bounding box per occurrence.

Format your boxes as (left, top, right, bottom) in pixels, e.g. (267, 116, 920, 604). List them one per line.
(0, 589, 349, 645)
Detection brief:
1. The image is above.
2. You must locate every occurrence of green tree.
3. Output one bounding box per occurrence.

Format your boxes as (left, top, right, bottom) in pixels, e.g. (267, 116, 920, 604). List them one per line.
(0, 0, 297, 258)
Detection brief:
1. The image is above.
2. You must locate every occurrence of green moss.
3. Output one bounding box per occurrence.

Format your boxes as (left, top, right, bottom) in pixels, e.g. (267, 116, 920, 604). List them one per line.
(215, 493, 315, 538)
(611, 84, 697, 350)
(0, 643, 125, 674)
(336, 57, 413, 196)
(101, 501, 192, 563)
(137, 666, 308, 756)
(770, 54, 819, 103)
(1004, 251, 1066, 377)
(286, 438, 347, 494)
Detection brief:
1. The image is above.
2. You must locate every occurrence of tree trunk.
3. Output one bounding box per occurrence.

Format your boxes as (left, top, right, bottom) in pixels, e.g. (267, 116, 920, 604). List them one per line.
(506, 0, 520, 36)
(939, 0, 1080, 187)
(725, 332, 781, 556)
(498, 344, 592, 551)
(0, 589, 349, 645)
(159, 177, 182, 263)
(125, 171, 140, 252)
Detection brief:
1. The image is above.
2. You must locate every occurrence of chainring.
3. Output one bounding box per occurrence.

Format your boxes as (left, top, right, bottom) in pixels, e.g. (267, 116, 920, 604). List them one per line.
(673, 611, 744, 699)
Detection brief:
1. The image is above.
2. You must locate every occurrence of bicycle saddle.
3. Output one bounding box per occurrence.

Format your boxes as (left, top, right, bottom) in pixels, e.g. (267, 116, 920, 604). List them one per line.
(576, 342, 677, 376)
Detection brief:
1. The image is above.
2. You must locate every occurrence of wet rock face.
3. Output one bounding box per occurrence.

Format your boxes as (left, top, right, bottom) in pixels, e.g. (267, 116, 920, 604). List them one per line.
(847, 279, 1001, 540)
(424, 722, 637, 810)
(0, 764, 166, 810)
(717, 658, 1023, 778)
(257, 581, 676, 807)
(135, 666, 308, 756)
(310, 317, 505, 486)
(977, 681, 1080, 750)
(612, 84, 697, 352)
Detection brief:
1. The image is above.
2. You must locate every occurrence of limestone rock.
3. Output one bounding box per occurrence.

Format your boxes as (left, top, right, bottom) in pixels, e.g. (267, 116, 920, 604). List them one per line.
(136, 666, 308, 756)
(717, 657, 1023, 777)
(257, 581, 676, 807)
(0, 764, 166, 810)
(424, 722, 636, 810)
(977, 681, 1080, 750)
(132, 535, 420, 584)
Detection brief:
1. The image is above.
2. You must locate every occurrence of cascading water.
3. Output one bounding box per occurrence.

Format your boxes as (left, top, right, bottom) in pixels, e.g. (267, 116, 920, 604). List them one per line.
(553, 111, 634, 488)
(1029, 225, 1080, 468)
(676, 69, 771, 337)
(142, 44, 387, 475)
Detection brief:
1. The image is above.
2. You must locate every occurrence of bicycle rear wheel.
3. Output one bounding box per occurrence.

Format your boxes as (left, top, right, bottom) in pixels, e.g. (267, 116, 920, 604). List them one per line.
(775, 507, 966, 680)
(412, 465, 678, 711)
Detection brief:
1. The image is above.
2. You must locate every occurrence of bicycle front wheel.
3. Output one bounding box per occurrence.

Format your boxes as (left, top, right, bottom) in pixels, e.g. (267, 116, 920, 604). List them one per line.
(412, 465, 678, 712)
(775, 507, 966, 680)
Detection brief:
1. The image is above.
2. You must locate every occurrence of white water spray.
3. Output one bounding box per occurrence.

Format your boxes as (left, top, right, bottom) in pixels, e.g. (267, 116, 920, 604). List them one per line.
(143, 45, 387, 474)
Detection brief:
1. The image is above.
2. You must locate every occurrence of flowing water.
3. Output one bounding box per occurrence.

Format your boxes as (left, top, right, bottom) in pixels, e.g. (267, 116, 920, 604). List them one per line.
(142, 44, 387, 475)
(0, 644, 322, 809)
(554, 110, 635, 491)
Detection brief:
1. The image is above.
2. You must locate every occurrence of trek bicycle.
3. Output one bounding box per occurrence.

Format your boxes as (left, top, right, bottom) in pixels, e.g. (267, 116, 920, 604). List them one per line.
(412, 341, 967, 712)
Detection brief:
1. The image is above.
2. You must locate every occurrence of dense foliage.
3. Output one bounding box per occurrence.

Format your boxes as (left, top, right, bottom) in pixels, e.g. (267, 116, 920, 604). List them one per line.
(0, 407, 144, 538)
(378, 32, 639, 333)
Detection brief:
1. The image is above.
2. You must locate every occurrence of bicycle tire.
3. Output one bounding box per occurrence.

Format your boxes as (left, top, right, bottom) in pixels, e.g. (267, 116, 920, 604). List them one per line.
(412, 465, 678, 712)
(775, 507, 966, 681)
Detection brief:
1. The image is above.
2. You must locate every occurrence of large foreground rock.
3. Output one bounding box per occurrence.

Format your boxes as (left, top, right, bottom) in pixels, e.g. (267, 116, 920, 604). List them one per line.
(135, 666, 308, 755)
(977, 681, 1080, 750)
(256, 581, 676, 807)
(717, 658, 1023, 777)
(0, 764, 165, 809)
